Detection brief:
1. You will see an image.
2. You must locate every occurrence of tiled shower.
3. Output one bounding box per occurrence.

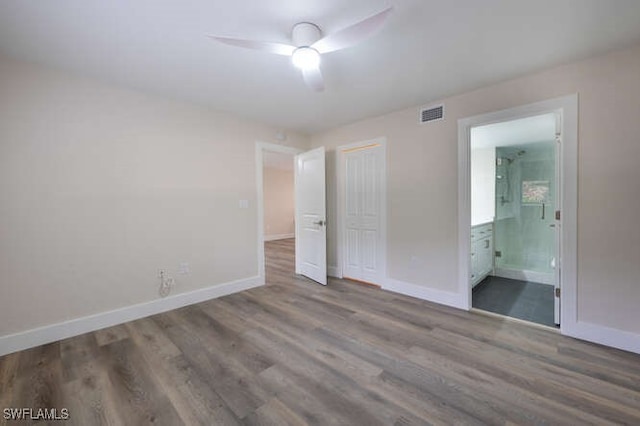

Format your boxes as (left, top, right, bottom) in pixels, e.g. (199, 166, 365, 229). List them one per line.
(493, 142, 556, 284)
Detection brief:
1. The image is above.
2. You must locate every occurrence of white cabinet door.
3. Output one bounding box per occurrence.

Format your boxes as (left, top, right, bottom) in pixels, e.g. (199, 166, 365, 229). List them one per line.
(471, 224, 493, 287)
(477, 237, 492, 278)
(471, 242, 479, 285)
(295, 147, 327, 285)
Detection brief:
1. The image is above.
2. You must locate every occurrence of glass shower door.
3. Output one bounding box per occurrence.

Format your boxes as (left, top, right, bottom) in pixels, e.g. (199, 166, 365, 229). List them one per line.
(494, 143, 558, 324)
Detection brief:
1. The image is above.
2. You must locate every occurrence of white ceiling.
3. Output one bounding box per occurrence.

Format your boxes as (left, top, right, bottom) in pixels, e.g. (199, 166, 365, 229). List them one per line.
(1, 1, 640, 134)
(471, 113, 557, 150)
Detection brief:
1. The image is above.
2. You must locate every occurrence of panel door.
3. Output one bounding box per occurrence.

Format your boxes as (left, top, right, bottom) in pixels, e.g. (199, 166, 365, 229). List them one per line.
(343, 145, 384, 284)
(295, 147, 327, 285)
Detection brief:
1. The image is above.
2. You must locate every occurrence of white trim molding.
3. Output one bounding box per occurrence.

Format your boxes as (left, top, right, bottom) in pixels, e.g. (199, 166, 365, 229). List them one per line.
(264, 233, 295, 241)
(568, 321, 640, 355)
(327, 265, 341, 278)
(458, 94, 579, 340)
(0, 276, 263, 357)
(383, 278, 466, 310)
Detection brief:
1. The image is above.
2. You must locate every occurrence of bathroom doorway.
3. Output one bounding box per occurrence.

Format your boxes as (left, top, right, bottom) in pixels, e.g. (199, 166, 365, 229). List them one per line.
(458, 95, 578, 334)
(468, 113, 561, 327)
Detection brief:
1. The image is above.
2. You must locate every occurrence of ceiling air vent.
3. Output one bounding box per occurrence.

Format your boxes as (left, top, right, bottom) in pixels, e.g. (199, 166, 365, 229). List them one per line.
(419, 104, 444, 124)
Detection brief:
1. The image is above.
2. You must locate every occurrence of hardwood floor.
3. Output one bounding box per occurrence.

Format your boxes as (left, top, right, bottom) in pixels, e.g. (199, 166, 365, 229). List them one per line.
(2, 238, 640, 425)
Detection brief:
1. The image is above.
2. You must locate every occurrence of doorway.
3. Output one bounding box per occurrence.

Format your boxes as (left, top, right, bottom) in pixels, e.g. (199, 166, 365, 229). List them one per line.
(457, 95, 578, 335)
(256, 142, 301, 283)
(263, 151, 296, 242)
(257, 142, 328, 286)
(470, 114, 559, 327)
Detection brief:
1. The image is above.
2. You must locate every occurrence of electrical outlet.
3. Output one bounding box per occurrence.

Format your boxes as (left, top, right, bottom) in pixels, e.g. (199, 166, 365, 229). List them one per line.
(178, 262, 190, 275)
(239, 199, 249, 209)
(157, 269, 173, 297)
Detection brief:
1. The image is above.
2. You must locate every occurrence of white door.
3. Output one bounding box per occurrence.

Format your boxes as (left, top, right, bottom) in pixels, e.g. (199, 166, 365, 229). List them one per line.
(294, 147, 327, 285)
(554, 120, 562, 325)
(342, 144, 385, 284)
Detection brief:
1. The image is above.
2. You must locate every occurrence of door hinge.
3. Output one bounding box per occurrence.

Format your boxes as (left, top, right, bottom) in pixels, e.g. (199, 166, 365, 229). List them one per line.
(555, 288, 561, 298)
(555, 210, 561, 221)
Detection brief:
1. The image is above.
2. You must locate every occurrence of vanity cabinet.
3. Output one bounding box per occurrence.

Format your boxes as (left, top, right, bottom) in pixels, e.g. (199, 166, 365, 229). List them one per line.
(471, 223, 493, 288)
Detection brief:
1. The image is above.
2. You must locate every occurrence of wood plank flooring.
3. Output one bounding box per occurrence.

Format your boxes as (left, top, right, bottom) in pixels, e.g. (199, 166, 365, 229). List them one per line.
(2, 238, 640, 425)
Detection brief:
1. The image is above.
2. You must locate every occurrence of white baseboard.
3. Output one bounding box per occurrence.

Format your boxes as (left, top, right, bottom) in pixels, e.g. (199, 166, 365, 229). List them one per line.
(264, 233, 295, 241)
(382, 278, 465, 310)
(494, 267, 554, 285)
(327, 265, 341, 278)
(566, 321, 640, 355)
(0, 275, 263, 357)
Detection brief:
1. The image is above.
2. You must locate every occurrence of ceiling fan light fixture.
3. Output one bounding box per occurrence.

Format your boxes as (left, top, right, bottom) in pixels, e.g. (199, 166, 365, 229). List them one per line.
(209, 7, 393, 91)
(291, 47, 320, 70)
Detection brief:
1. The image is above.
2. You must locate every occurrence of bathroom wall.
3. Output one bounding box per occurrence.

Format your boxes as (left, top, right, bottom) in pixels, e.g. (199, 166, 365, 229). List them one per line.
(471, 147, 496, 226)
(494, 143, 556, 282)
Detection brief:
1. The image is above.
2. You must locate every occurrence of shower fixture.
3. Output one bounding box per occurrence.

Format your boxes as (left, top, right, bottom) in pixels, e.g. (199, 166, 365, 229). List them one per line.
(496, 154, 515, 206)
(497, 156, 514, 165)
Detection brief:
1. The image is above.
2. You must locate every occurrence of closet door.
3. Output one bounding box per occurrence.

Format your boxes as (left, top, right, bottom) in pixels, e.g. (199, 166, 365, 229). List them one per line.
(343, 144, 384, 284)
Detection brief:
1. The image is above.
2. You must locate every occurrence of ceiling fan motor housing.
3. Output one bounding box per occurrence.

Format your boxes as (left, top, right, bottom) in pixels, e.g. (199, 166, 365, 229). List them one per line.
(292, 22, 322, 47)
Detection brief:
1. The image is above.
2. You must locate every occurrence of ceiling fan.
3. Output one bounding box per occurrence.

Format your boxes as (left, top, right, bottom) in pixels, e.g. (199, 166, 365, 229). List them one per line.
(208, 7, 393, 92)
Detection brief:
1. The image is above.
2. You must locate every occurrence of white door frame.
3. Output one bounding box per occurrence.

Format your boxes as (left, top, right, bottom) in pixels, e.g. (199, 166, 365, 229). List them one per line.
(457, 95, 578, 336)
(336, 137, 387, 285)
(255, 141, 302, 284)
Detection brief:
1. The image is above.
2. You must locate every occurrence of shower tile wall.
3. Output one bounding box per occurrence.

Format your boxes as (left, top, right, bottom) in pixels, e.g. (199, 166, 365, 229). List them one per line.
(494, 143, 556, 279)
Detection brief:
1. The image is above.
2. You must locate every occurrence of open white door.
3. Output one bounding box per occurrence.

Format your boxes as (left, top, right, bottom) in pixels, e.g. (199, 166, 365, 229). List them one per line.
(554, 117, 562, 325)
(295, 147, 327, 285)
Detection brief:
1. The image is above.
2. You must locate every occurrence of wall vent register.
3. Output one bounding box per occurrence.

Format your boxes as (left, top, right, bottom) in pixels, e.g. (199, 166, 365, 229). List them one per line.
(419, 104, 444, 123)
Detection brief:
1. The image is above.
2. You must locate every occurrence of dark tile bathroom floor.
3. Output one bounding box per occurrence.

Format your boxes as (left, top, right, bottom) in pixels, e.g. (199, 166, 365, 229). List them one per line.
(472, 276, 558, 328)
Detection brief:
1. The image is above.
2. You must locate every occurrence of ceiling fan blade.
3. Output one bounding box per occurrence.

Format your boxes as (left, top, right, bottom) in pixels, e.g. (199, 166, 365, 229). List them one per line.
(311, 7, 393, 54)
(208, 35, 295, 56)
(302, 67, 325, 92)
